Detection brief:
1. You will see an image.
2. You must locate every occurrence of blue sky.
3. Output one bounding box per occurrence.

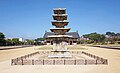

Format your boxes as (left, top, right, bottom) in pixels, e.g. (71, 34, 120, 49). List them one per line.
(0, 0, 120, 39)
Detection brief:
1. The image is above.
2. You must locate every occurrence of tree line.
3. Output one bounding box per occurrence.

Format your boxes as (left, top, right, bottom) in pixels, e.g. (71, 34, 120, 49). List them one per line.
(79, 32, 120, 44)
(0, 32, 45, 46)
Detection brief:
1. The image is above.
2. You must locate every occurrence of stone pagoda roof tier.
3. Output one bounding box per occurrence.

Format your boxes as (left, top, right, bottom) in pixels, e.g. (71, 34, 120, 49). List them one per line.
(53, 8, 66, 14)
(51, 21, 69, 28)
(50, 28, 71, 35)
(52, 14, 67, 16)
(47, 35, 73, 41)
(52, 14, 67, 20)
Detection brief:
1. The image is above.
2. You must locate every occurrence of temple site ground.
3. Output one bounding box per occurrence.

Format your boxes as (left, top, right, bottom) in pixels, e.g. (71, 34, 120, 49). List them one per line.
(0, 45, 120, 73)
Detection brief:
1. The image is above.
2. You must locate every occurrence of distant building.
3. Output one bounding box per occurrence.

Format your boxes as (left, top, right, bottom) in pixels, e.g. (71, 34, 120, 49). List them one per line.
(80, 36, 89, 40)
(43, 32, 80, 45)
(6, 38, 25, 42)
(19, 38, 25, 42)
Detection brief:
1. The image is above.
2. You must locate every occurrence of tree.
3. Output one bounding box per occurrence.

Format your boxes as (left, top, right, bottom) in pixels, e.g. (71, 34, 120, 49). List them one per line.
(12, 38, 20, 45)
(116, 33, 120, 36)
(34, 38, 45, 45)
(26, 39, 34, 45)
(106, 32, 116, 36)
(106, 32, 120, 44)
(83, 32, 105, 43)
(6, 39, 13, 46)
(35, 38, 45, 42)
(0, 32, 6, 46)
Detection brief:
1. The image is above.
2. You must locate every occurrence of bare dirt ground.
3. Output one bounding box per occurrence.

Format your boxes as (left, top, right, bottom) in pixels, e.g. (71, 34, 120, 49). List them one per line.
(0, 45, 120, 73)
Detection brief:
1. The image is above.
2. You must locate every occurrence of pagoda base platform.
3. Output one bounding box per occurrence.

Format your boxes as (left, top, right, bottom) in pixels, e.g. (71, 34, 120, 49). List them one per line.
(51, 49, 69, 52)
(48, 51, 72, 58)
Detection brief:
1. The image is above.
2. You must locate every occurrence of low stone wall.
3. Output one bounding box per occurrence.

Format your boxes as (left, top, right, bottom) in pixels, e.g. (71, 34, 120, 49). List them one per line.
(11, 59, 107, 65)
(11, 51, 40, 65)
(82, 51, 108, 64)
(11, 51, 108, 65)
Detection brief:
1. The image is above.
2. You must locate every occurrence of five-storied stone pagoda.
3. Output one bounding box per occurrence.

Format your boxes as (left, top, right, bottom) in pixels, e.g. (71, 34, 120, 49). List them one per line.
(11, 8, 108, 65)
(48, 8, 72, 58)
